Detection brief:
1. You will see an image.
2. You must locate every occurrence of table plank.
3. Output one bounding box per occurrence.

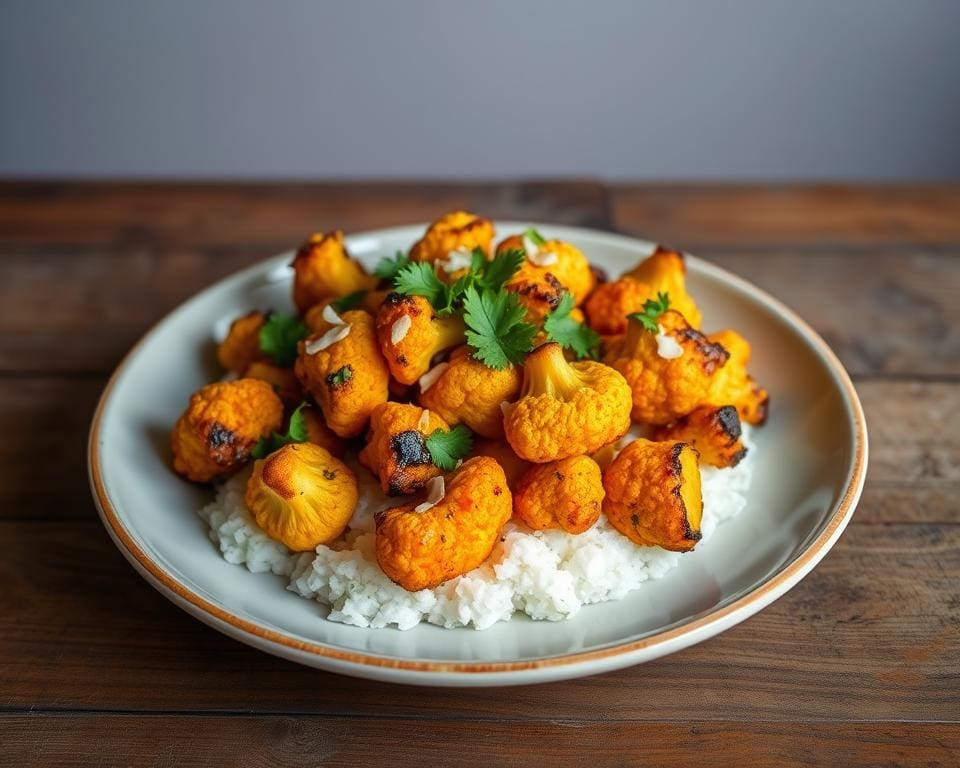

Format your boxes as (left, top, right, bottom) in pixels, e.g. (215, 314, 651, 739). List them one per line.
(1, 716, 957, 768)
(0, 519, 955, 721)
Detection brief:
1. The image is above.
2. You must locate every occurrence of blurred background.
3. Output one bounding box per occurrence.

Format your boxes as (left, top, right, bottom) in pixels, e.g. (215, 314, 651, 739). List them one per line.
(2, 0, 959, 180)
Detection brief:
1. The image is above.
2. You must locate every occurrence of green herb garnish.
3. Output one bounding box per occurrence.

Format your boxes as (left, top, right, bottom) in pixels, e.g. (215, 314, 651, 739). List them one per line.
(326, 365, 353, 387)
(523, 227, 547, 247)
(543, 291, 600, 359)
(258, 312, 308, 367)
(330, 290, 367, 313)
(374, 250, 411, 281)
(462, 285, 537, 370)
(425, 424, 474, 470)
(628, 291, 671, 333)
(251, 402, 310, 459)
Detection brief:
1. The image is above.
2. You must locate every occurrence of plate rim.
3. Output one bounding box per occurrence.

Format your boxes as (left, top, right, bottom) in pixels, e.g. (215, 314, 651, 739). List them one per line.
(87, 222, 868, 684)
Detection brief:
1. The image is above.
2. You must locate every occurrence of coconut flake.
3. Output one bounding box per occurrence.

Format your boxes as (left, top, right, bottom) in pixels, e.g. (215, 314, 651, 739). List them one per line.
(655, 324, 684, 359)
(418, 362, 449, 392)
(391, 315, 413, 345)
(305, 323, 351, 354)
(322, 304, 345, 326)
(414, 476, 445, 513)
(522, 235, 558, 267)
(438, 246, 474, 274)
(417, 409, 431, 432)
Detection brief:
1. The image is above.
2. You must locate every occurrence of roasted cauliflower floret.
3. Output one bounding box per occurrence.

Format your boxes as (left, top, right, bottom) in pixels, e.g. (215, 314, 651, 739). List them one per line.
(245, 442, 358, 551)
(704, 330, 769, 425)
(506, 276, 564, 325)
(375, 293, 465, 385)
(358, 402, 450, 496)
(419, 345, 521, 438)
(242, 360, 304, 406)
(584, 277, 653, 336)
(374, 457, 512, 591)
(470, 437, 531, 488)
(625, 245, 702, 329)
(217, 310, 267, 373)
(653, 405, 747, 468)
(605, 310, 729, 426)
(513, 455, 604, 534)
(603, 439, 703, 552)
(294, 309, 390, 438)
(291, 230, 377, 313)
(171, 379, 284, 483)
(503, 342, 632, 463)
(409, 211, 495, 273)
(302, 406, 346, 458)
(498, 234, 595, 305)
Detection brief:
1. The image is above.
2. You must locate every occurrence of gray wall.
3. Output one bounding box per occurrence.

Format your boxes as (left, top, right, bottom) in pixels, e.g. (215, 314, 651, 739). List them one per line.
(2, 0, 959, 180)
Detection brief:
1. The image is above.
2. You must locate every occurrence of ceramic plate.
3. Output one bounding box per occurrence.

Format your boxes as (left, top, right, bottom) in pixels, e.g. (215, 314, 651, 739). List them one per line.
(88, 223, 867, 686)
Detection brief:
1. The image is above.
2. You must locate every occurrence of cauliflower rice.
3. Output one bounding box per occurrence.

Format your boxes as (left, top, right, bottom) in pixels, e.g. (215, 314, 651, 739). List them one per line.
(199, 427, 755, 631)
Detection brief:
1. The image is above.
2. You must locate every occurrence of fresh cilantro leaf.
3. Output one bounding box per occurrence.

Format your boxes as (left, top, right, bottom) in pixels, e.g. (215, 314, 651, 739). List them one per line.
(258, 312, 308, 367)
(442, 273, 476, 314)
(330, 290, 367, 313)
(326, 365, 353, 387)
(251, 402, 310, 459)
(462, 286, 537, 370)
(523, 227, 547, 247)
(425, 424, 474, 470)
(476, 248, 525, 292)
(393, 261, 449, 309)
(374, 250, 411, 281)
(469, 247, 486, 274)
(543, 291, 601, 359)
(627, 291, 671, 333)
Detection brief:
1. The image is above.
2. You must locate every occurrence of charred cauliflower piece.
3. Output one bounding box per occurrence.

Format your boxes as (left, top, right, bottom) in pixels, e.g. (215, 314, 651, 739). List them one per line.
(171, 379, 283, 482)
(653, 405, 747, 468)
(499, 234, 595, 305)
(419, 345, 521, 438)
(242, 360, 304, 407)
(374, 456, 512, 591)
(584, 277, 653, 336)
(375, 293, 465, 385)
(513, 455, 604, 534)
(506, 276, 565, 325)
(605, 310, 728, 426)
(358, 402, 450, 496)
(603, 439, 703, 552)
(625, 245, 702, 329)
(503, 342, 632, 463)
(217, 310, 267, 373)
(704, 330, 770, 425)
(245, 442, 358, 551)
(291, 230, 377, 313)
(409, 211, 495, 274)
(294, 309, 390, 438)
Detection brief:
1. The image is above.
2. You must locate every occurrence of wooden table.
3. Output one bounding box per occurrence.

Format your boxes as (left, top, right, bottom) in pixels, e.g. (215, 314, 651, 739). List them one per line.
(1, 182, 957, 766)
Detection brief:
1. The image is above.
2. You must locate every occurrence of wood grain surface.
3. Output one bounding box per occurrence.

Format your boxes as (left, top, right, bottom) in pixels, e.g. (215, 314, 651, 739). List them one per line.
(0, 182, 957, 766)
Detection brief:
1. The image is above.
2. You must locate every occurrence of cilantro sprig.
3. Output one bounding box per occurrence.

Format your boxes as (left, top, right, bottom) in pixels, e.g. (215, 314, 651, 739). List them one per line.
(251, 402, 310, 459)
(523, 227, 547, 247)
(425, 424, 474, 470)
(374, 250, 411, 281)
(628, 292, 671, 333)
(543, 292, 600, 359)
(330, 290, 367, 313)
(462, 285, 537, 369)
(258, 312, 308, 367)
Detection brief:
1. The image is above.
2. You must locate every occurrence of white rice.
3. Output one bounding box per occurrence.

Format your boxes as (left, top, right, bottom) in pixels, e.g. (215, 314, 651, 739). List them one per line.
(199, 427, 755, 631)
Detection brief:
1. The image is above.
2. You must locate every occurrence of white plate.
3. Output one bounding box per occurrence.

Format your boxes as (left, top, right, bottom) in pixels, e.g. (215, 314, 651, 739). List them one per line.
(88, 222, 867, 686)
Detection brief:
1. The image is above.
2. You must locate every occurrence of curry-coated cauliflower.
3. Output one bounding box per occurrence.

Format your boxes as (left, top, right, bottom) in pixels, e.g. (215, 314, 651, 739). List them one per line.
(171, 379, 283, 483)
(704, 329, 769, 425)
(498, 234, 595, 305)
(513, 455, 604, 534)
(217, 310, 267, 373)
(503, 342, 632, 463)
(291, 230, 377, 313)
(375, 293, 465, 385)
(374, 456, 512, 591)
(653, 405, 747, 468)
(625, 245, 702, 329)
(242, 360, 304, 407)
(583, 277, 653, 336)
(409, 211, 495, 274)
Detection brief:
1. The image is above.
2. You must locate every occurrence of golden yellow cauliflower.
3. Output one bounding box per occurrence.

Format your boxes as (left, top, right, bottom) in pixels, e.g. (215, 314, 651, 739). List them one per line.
(216, 310, 267, 373)
(294, 309, 389, 438)
(171, 379, 283, 483)
(653, 405, 747, 468)
(245, 442, 358, 551)
(242, 360, 304, 407)
(470, 437, 531, 489)
(409, 211, 495, 272)
(358, 402, 450, 496)
(375, 293, 465, 385)
(498, 234, 595, 305)
(625, 245, 702, 329)
(603, 438, 703, 552)
(374, 457, 512, 591)
(302, 406, 346, 458)
(704, 330, 769, 425)
(513, 455, 604, 534)
(584, 277, 653, 336)
(419, 345, 521, 438)
(503, 342, 632, 463)
(291, 230, 377, 313)
(605, 309, 729, 425)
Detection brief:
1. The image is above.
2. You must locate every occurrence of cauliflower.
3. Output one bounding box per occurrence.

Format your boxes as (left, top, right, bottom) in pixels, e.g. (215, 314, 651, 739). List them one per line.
(302, 406, 346, 458)
(409, 211, 495, 273)
(294, 309, 390, 438)
(171, 379, 283, 483)
(245, 442, 358, 551)
(375, 293, 465, 385)
(584, 277, 653, 336)
(291, 230, 377, 313)
(605, 309, 729, 425)
(374, 456, 512, 591)
(506, 275, 564, 325)
(499, 234, 595, 305)
(242, 360, 304, 407)
(625, 245, 702, 329)
(603, 438, 703, 552)
(470, 437, 531, 488)
(216, 310, 266, 373)
(513, 455, 604, 534)
(503, 342, 632, 463)
(358, 402, 450, 496)
(653, 405, 747, 468)
(704, 330, 770, 425)
(419, 345, 521, 438)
